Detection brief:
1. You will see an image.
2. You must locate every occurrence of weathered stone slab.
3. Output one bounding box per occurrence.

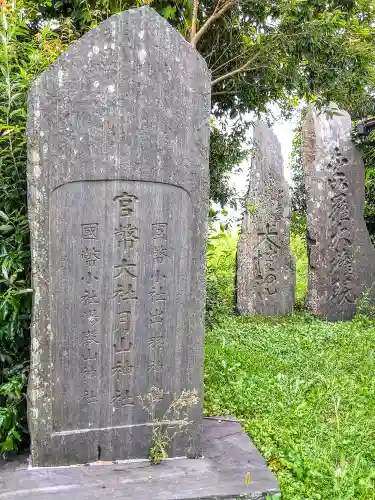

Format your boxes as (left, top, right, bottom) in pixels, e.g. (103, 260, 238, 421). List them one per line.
(302, 105, 375, 321)
(27, 7, 210, 467)
(0, 419, 280, 500)
(236, 121, 295, 316)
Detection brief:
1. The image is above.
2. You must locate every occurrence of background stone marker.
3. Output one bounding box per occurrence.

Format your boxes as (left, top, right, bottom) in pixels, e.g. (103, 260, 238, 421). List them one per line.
(302, 105, 375, 321)
(236, 121, 295, 316)
(27, 7, 210, 467)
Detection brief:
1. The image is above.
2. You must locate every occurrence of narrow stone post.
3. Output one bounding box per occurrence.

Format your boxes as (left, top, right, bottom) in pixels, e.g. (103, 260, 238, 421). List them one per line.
(236, 121, 295, 316)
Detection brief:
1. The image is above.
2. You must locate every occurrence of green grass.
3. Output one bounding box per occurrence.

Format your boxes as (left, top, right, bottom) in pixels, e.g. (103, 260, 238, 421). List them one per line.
(204, 230, 375, 499)
(205, 314, 375, 499)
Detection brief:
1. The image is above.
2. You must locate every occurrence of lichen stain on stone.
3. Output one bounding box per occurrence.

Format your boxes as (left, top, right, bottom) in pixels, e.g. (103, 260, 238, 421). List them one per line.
(110, 20, 116, 46)
(30, 333, 42, 418)
(58, 69, 64, 88)
(31, 149, 41, 178)
(138, 48, 147, 64)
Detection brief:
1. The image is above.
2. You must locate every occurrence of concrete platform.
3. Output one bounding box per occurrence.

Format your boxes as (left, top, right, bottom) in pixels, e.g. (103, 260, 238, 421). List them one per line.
(0, 418, 279, 500)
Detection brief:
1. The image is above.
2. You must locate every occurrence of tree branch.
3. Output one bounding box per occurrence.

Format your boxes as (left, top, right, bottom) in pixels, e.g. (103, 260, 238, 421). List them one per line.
(191, 0, 234, 48)
(190, 0, 199, 41)
(211, 53, 262, 86)
(211, 90, 238, 95)
(211, 48, 253, 76)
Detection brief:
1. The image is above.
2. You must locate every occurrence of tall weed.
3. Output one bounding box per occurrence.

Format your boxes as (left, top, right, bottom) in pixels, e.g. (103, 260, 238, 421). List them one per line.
(290, 233, 308, 310)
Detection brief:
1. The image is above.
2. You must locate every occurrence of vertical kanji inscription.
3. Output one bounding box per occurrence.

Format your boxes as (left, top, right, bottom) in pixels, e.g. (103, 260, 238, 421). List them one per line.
(327, 148, 354, 305)
(111, 190, 139, 415)
(254, 222, 281, 297)
(148, 223, 169, 376)
(79, 222, 101, 407)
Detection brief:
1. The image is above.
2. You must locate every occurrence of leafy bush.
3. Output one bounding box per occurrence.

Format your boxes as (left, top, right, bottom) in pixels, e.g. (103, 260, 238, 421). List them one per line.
(291, 212, 306, 237)
(356, 283, 375, 319)
(206, 212, 238, 328)
(0, 4, 65, 455)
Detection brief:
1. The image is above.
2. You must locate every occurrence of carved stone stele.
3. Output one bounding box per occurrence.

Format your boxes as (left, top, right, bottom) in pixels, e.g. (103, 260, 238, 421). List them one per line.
(236, 121, 295, 316)
(27, 7, 210, 466)
(302, 105, 375, 321)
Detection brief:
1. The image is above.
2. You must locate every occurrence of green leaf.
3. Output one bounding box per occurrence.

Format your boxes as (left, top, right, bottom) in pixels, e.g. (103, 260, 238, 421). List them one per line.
(2, 12, 8, 32)
(1, 261, 9, 280)
(11, 430, 21, 441)
(1, 436, 16, 455)
(161, 6, 176, 20)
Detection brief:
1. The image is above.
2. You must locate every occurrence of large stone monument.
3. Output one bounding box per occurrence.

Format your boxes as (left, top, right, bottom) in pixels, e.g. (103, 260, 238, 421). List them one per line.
(27, 7, 210, 467)
(236, 121, 295, 316)
(302, 105, 375, 321)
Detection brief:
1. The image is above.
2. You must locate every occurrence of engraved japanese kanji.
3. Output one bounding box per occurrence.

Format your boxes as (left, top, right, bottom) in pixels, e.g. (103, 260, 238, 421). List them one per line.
(114, 223, 139, 249)
(81, 247, 100, 267)
(152, 223, 168, 240)
(81, 223, 99, 240)
(113, 258, 137, 279)
(113, 192, 138, 217)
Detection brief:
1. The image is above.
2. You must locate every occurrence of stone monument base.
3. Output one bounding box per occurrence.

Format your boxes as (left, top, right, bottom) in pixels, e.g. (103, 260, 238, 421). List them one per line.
(0, 418, 279, 500)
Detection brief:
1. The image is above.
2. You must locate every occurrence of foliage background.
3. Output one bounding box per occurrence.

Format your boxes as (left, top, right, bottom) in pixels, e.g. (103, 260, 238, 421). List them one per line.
(354, 127, 375, 239)
(12, 0, 375, 206)
(0, 5, 66, 454)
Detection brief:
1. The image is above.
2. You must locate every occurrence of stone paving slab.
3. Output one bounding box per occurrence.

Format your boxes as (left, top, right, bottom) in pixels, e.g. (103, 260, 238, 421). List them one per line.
(0, 419, 279, 500)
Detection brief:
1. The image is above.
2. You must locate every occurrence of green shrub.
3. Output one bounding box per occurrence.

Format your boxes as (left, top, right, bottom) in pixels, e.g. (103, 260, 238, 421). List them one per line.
(0, 4, 65, 455)
(206, 221, 237, 328)
(356, 283, 375, 319)
(291, 212, 307, 237)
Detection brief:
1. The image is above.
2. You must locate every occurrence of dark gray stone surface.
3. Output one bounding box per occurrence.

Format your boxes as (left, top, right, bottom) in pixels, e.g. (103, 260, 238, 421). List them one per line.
(236, 121, 295, 316)
(302, 105, 375, 321)
(27, 7, 210, 467)
(0, 419, 279, 500)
